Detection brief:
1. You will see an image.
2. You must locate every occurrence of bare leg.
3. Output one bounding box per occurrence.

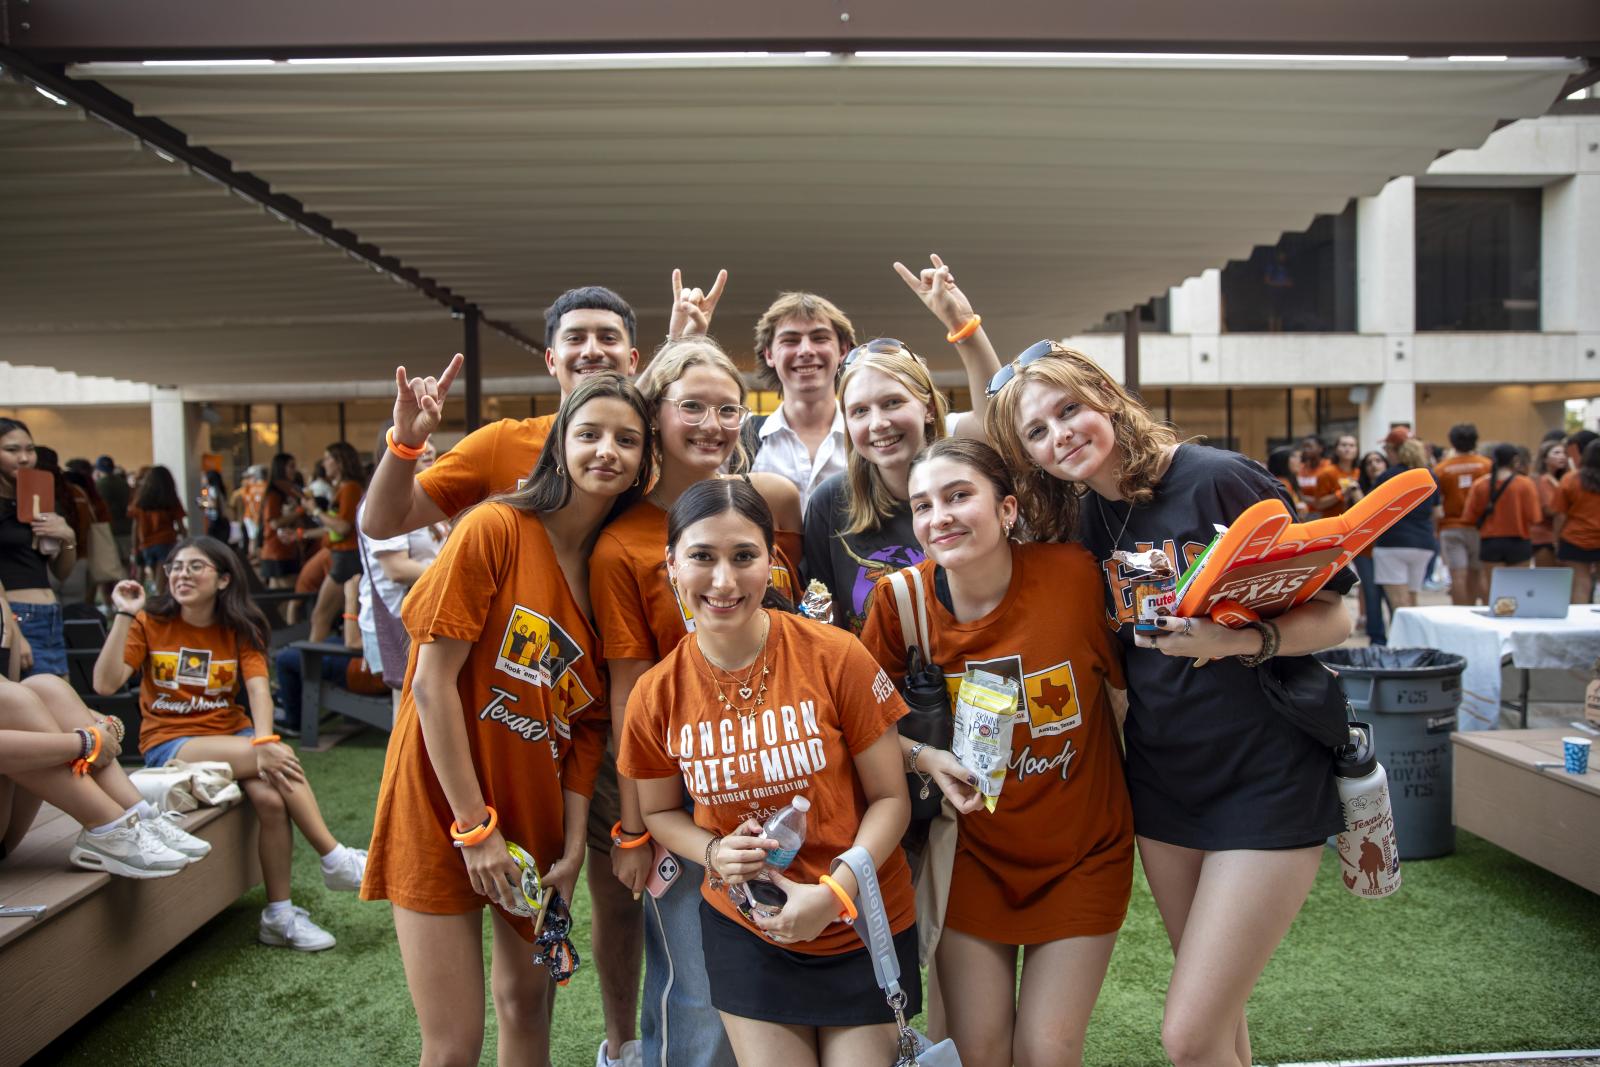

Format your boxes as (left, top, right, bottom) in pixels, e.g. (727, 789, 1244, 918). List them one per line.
(587, 844, 643, 1056)
(240, 776, 292, 901)
(488, 907, 556, 1067)
(719, 1014, 816, 1067)
(20, 675, 145, 809)
(1014, 932, 1118, 1067)
(817, 1020, 900, 1067)
(179, 734, 339, 854)
(394, 905, 488, 1067)
(1381, 584, 1415, 611)
(0, 692, 126, 831)
(309, 575, 342, 643)
(1570, 562, 1595, 605)
(935, 927, 1019, 1067)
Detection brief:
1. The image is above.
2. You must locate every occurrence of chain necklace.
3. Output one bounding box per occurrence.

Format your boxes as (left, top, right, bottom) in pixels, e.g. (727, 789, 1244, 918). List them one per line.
(1095, 493, 1134, 550)
(692, 613, 772, 720)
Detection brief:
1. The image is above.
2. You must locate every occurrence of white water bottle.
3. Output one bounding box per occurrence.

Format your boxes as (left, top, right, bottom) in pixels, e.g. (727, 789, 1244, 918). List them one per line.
(1334, 722, 1401, 899)
(762, 796, 810, 873)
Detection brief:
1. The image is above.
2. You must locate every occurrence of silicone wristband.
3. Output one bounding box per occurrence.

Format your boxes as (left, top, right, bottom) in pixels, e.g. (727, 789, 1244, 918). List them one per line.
(450, 806, 498, 848)
(611, 821, 651, 849)
(72, 726, 102, 777)
(341, 613, 358, 621)
(250, 734, 282, 747)
(386, 427, 426, 461)
(945, 315, 982, 343)
(818, 874, 858, 925)
(115, 610, 137, 622)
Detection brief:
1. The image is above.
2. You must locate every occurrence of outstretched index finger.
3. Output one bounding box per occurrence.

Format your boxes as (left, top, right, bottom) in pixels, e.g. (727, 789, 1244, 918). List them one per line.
(671, 268, 683, 302)
(435, 352, 464, 395)
(892, 261, 925, 291)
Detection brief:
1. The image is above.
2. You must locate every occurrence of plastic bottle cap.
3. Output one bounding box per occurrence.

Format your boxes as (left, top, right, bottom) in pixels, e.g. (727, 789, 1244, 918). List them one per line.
(792, 796, 810, 812)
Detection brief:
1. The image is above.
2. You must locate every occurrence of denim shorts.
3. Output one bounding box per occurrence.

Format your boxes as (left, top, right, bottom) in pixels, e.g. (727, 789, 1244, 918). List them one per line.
(138, 542, 175, 568)
(143, 725, 255, 768)
(13, 600, 67, 679)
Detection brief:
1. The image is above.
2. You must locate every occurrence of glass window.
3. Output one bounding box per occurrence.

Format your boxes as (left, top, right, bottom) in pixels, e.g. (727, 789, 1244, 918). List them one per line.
(1086, 297, 1170, 333)
(1415, 188, 1541, 331)
(1221, 201, 1357, 333)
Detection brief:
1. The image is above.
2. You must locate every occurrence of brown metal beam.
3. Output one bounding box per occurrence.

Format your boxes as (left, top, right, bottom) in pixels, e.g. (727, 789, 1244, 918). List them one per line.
(463, 307, 483, 433)
(1122, 307, 1141, 399)
(5, 0, 1596, 58)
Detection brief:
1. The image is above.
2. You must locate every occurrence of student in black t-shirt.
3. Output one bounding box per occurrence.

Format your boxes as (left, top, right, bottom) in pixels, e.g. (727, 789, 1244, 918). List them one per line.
(985, 342, 1356, 1067)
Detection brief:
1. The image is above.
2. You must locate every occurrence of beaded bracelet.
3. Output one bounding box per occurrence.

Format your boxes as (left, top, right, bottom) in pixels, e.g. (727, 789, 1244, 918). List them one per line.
(946, 315, 982, 343)
(704, 835, 724, 887)
(450, 806, 498, 848)
(819, 874, 858, 925)
(385, 427, 426, 461)
(1236, 619, 1281, 668)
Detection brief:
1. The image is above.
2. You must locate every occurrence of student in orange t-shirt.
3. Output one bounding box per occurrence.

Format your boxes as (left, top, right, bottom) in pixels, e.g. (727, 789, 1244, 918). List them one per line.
(307, 442, 365, 643)
(589, 338, 799, 1067)
(1434, 423, 1494, 606)
(1329, 432, 1363, 515)
(1461, 443, 1542, 588)
(859, 438, 1131, 1067)
(126, 464, 187, 591)
(1554, 439, 1600, 604)
(1295, 436, 1344, 519)
(1532, 439, 1568, 567)
(362, 375, 655, 1067)
(618, 479, 916, 1066)
(95, 536, 367, 950)
(258, 453, 307, 589)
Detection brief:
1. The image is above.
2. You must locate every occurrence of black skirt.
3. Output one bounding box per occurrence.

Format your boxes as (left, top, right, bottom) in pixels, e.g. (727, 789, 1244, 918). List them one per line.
(698, 900, 921, 1026)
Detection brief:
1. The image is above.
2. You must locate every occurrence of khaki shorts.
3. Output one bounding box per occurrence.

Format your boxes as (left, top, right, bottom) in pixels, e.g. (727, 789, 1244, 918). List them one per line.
(1439, 527, 1481, 573)
(585, 747, 622, 853)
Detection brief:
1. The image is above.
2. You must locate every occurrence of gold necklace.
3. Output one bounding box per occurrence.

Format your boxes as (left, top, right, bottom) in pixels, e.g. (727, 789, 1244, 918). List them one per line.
(694, 616, 772, 719)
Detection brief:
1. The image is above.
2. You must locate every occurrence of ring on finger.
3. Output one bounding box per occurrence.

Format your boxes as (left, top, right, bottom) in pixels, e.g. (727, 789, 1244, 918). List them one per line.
(1182, 617, 1195, 636)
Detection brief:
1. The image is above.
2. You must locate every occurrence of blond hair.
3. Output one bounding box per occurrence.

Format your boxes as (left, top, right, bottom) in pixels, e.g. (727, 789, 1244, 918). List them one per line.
(1395, 438, 1429, 471)
(983, 346, 1177, 543)
(752, 292, 857, 391)
(636, 336, 751, 473)
(836, 348, 950, 534)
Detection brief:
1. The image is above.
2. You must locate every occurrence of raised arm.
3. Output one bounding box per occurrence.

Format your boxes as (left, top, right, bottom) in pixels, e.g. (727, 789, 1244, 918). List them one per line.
(362, 356, 459, 539)
(93, 580, 143, 694)
(894, 253, 1002, 441)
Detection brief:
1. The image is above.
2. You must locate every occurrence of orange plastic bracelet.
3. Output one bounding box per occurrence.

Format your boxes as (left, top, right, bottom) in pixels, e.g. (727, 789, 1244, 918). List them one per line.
(386, 427, 426, 461)
(250, 734, 282, 747)
(72, 726, 102, 777)
(611, 821, 652, 849)
(450, 806, 498, 848)
(818, 874, 858, 925)
(945, 315, 982, 343)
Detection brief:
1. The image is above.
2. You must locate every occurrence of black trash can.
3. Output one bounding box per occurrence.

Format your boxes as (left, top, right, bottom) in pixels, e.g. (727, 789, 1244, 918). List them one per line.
(1318, 647, 1466, 859)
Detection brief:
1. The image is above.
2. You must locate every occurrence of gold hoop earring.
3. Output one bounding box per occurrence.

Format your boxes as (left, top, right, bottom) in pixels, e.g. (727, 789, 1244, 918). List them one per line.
(555, 464, 564, 478)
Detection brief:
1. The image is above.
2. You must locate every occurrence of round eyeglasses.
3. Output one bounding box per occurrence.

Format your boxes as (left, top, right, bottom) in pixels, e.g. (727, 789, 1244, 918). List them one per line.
(660, 397, 751, 429)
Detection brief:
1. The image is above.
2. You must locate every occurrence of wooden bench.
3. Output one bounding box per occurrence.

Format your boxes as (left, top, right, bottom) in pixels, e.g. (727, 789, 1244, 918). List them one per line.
(1452, 727, 1600, 895)
(292, 640, 394, 749)
(0, 800, 260, 1067)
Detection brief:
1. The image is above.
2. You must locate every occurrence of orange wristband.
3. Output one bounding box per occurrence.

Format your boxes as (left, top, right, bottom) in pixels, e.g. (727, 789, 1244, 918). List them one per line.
(250, 734, 282, 747)
(386, 427, 426, 461)
(451, 806, 498, 848)
(72, 726, 102, 776)
(341, 613, 358, 621)
(818, 873, 857, 925)
(611, 821, 651, 849)
(945, 315, 982, 343)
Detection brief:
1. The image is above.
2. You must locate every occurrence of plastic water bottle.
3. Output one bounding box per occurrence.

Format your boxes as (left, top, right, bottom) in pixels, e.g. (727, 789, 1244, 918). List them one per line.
(1334, 722, 1401, 899)
(762, 796, 810, 873)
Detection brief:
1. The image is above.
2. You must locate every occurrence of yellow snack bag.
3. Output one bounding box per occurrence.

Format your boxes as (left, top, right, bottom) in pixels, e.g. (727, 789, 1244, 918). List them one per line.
(951, 669, 1021, 813)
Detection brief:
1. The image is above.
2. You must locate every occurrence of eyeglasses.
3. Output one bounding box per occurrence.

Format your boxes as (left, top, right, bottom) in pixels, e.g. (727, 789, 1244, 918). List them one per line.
(844, 337, 917, 368)
(164, 560, 217, 577)
(660, 397, 751, 429)
(985, 339, 1067, 398)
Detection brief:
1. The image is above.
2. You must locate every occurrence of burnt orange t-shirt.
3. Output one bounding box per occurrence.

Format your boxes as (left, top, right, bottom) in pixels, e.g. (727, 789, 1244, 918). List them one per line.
(1435, 454, 1494, 527)
(618, 610, 915, 956)
(128, 505, 184, 549)
(1532, 474, 1561, 547)
(326, 481, 363, 553)
(418, 415, 557, 520)
(859, 544, 1133, 943)
(590, 498, 802, 663)
(260, 490, 299, 562)
(362, 502, 607, 939)
(1554, 471, 1600, 550)
(124, 613, 267, 753)
(1295, 461, 1344, 520)
(1461, 473, 1542, 541)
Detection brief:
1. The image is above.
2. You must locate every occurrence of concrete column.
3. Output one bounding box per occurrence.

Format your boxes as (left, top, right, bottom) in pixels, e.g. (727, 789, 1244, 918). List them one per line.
(1357, 177, 1415, 336)
(1168, 269, 1220, 335)
(1358, 380, 1416, 451)
(150, 388, 208, 531)
(1542, 173, 1600, 334)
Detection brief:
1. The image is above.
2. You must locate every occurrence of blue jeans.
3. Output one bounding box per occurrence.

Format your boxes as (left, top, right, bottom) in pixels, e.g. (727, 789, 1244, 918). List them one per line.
(273, 644, 351, 723)
(144, 725, 255, 767)
(13, 601, 67, 678)
(640, 859, 737, 1067)
(1353, 554, 1388, 645)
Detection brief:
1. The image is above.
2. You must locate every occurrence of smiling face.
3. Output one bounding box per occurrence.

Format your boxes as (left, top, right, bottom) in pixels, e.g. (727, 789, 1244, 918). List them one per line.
(0, 428, 36, 482)
(1011, 379, 1119, 488)
(561, 396, 647, 500)
(657, 364, 744, 475)
(545, 308, 639, 395)
(668, 510, 770, 634)
(842, 367, 932, 473)
(764, 315, 842, 400)
(166, 544, 227, 608)
(908, 456, 1017, 572)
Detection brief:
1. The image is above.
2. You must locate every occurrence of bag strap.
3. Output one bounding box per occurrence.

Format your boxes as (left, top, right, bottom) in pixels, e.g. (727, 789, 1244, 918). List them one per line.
(834, 846, 920, 1064)
(887, 569, 921, 661)
(903, 566, 933, 653)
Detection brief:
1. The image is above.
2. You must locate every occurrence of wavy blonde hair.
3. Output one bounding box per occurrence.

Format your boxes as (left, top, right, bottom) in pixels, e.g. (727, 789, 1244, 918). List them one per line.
(636, 336, 751, 474)
(983, 346, 1177, 543)
(837, 348, 950, 534)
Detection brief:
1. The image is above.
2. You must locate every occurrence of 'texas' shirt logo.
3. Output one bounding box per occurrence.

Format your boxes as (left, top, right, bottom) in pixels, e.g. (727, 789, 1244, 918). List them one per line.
(1101, 539, 1207, 629)
(492, 604, 595, 734)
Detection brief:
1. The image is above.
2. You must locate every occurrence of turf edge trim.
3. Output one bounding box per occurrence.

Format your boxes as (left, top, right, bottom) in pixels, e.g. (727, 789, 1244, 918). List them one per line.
(1275, 1051, 1600, 1067)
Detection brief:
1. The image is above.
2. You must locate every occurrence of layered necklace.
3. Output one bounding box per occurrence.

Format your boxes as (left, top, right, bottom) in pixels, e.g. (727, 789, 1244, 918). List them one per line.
(693, 612, 772, 721)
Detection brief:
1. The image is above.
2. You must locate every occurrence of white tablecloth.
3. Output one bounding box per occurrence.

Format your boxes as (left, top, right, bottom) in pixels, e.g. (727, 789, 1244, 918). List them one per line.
(1388, 606, 1600, 731)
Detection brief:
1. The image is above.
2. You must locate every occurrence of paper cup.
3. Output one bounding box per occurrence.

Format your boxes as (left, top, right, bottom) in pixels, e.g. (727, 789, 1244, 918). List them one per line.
(1564, 736, 1592, 775)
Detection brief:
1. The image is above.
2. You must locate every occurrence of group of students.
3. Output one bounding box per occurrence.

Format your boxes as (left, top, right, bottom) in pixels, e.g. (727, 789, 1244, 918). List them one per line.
(315, 260, 1357, 1067)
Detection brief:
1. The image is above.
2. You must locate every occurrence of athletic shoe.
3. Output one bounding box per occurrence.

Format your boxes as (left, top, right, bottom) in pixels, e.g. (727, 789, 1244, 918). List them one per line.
(258, 906, 336, 952)
(596, 1040, 643, 1067)
(143, 810, 212, 860)
(68, 818, 189, 879)
(321, 846, 367, 892)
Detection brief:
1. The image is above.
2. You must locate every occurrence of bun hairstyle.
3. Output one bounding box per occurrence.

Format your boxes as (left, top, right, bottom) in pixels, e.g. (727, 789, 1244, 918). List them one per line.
(146, 535, 272, 652)
(636, 336, 752, 473)
(837, 345, 950, 535)
(666, 478, 795, 613)
(982, 347, 1177, 543)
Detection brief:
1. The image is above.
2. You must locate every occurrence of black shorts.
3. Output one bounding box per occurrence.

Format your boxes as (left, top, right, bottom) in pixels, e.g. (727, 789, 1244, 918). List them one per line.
(1479, 537, 1533, 564)
(699, 899, 920, 1026)
(1558, 541, 1600, 563)
(328, 548, 362, 583)
(259, 558, 300, 580)
(584, 749, 621, 853)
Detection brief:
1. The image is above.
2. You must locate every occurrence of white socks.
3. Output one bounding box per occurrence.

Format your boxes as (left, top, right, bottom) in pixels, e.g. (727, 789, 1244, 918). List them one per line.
(89, 806, 140, 836)
(136, 800, 159, 821)
(320, 843, 350, 873)
(263, 899, 295, 920)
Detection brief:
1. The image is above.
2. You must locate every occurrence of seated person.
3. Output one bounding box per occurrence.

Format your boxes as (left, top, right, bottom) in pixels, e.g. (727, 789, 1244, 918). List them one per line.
(273, 577, 387, 734)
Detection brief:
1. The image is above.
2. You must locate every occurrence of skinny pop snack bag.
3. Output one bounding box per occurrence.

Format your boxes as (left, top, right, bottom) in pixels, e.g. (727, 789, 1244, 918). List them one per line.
(951, 669, 1021, 813)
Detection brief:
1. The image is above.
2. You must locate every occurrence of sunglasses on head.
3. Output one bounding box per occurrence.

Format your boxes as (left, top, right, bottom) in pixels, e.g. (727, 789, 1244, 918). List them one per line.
(844, 337, 922, 368)
(985, 339, 1068, 398)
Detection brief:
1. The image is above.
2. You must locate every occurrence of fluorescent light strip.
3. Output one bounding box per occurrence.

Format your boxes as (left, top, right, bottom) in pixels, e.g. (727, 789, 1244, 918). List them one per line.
(852, 50, 1412, 61)
(281, 51, 830, 65)
(1446, 55, 1509, 61)
(34, 85, 70, 106)
(142, 59, 277, 67)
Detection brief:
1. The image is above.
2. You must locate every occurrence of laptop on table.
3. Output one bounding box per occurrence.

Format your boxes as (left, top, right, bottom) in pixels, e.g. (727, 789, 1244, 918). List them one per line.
(1472, 567, 1573, 620)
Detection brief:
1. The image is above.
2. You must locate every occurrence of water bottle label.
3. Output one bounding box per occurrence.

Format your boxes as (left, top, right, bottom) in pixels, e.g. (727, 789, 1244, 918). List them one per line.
(766, 846, 799, 870)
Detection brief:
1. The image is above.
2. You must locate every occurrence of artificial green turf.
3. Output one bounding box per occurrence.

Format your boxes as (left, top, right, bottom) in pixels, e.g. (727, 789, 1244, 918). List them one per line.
(31, 734, 1600, 1066)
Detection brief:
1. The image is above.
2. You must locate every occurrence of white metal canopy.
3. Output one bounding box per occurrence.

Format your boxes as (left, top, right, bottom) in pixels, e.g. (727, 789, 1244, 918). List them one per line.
(0, 54, 1578, 390)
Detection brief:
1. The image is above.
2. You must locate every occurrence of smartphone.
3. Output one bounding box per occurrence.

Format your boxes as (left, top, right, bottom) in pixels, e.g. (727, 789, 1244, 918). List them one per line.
(644, 840, 680, 899)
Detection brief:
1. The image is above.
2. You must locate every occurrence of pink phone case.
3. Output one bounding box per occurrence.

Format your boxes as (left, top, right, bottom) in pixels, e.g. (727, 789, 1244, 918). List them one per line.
(645, 840, 680, 899)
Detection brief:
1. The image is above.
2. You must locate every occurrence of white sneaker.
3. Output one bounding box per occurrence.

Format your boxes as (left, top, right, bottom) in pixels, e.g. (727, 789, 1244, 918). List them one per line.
(258, 905, 336, 952)
(143, 810, 212, 861)
(69, 818, 188, 879)
(596, 1040, 643, 1067)
(321, 846, 367, 892)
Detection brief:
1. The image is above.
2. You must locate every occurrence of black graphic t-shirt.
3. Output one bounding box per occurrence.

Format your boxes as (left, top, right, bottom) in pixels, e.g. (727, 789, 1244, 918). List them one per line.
(802, 473, 925, 633)
(1077, 444, 1352, 849)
